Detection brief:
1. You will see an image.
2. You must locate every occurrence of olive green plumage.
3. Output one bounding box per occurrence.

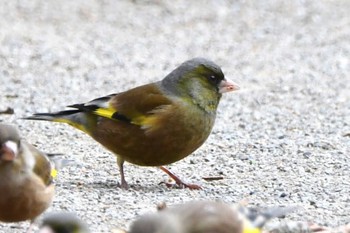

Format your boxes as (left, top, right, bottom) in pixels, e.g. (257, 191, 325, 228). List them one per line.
(26, 58, 239, 188)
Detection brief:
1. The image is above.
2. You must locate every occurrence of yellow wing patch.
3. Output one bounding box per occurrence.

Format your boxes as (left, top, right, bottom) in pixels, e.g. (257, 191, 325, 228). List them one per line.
(131, 115, 148, 126)
(88, 104, 169, 130)
(51, 168, 58, 179)
(94, 107, 117, 119)
(134, 105, 171, 130)
(93, 105, 150, 127)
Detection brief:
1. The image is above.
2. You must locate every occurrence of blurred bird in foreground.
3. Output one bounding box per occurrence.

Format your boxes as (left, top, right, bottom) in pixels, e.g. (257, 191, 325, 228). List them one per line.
(26, 57, 239, 189)
(39, 212, 90, 233)
(129, 200, 295, 233)
(0, 124, 56, 232)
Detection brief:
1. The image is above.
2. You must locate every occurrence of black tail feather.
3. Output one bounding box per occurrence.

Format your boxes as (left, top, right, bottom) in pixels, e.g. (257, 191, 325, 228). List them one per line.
(23, 109, 82, 120)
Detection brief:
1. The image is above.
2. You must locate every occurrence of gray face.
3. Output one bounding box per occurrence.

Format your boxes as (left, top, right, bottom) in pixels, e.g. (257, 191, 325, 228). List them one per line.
(161, 57, 225, 96)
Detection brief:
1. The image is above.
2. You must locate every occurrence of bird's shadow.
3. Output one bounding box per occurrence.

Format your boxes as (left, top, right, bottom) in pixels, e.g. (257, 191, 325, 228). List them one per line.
(57, 180, 176, 193)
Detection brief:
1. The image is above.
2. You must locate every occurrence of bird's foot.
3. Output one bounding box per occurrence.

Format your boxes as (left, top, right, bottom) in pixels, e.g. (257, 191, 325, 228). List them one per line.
(118, 179, 129, 190)
(159, 166, 202, 190)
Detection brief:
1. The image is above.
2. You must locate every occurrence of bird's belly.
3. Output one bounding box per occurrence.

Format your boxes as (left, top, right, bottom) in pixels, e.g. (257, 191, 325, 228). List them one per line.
(95, 111, 215, 166)
(0, 176, 54, 222)
(122, 132, 208, 166)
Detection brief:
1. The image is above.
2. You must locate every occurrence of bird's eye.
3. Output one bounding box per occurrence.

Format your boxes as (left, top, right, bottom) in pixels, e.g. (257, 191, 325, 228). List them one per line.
(207, 75, 220, 85)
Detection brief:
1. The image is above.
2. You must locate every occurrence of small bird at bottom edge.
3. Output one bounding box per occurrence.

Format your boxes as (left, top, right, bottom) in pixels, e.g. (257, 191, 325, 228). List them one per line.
(39, 212, 90, 233)
(129, 200, 296, 233)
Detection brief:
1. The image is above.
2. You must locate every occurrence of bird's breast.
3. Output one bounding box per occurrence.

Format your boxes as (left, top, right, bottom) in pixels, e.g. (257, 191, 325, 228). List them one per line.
(0, 170, 54, 222)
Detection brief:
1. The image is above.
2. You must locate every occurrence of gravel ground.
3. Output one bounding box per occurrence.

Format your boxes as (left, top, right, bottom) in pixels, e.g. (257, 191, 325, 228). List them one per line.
(0, 0, 349, 232)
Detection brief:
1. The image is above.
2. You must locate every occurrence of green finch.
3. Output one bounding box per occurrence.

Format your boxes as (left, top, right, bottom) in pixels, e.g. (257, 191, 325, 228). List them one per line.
(0, 124, 56, 230)
(26, 58, 239, 189)
(129, 200, 295, 233)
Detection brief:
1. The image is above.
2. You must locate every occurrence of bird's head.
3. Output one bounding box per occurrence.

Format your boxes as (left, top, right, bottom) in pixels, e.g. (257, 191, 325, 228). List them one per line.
(161, 58, 239, 112)
(0, 124, 21, 162)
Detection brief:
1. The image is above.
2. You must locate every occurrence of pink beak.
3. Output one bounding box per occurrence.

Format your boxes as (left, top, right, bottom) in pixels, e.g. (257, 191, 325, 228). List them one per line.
(219, 79, 240, 93)
(0, 141, 18, 161)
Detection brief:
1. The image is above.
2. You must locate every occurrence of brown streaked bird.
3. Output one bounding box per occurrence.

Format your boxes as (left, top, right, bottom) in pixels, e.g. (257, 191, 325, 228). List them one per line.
(26, 57, 239, 189)
(0, 123, 56, 231)
(129, 200, 296, 233)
